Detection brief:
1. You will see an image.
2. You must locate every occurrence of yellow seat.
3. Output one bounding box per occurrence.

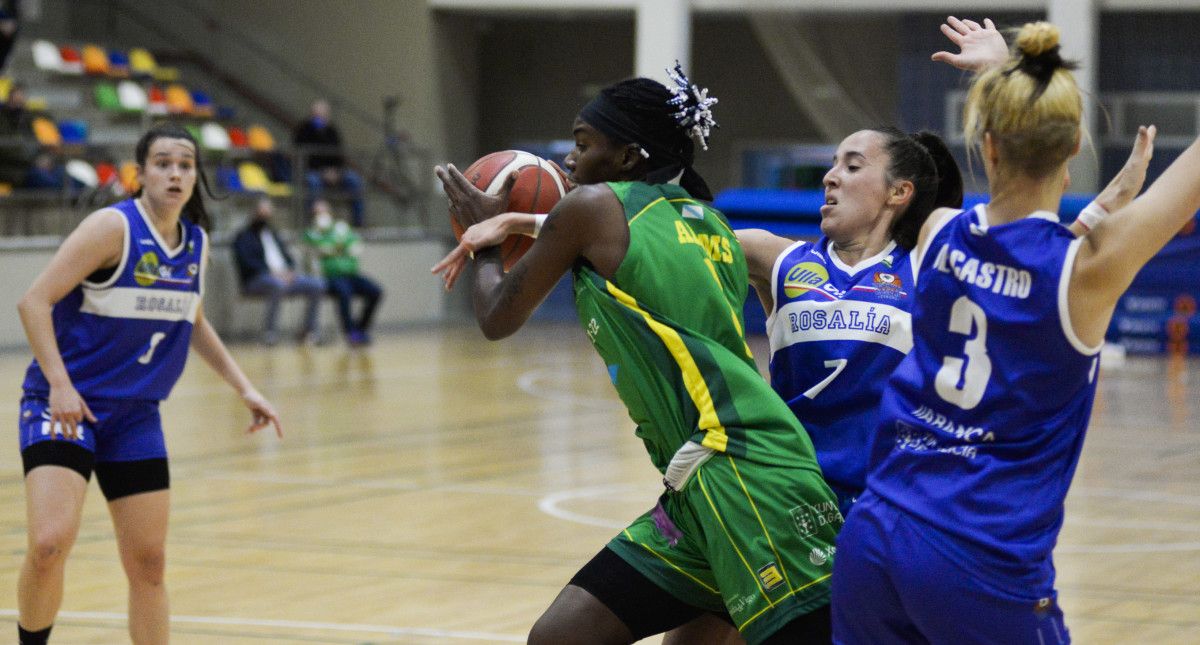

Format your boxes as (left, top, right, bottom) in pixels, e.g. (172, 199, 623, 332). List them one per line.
(0, 77, 11, 102)
(238, 161, 292, 197)
(128, 47, 157, 77)
(152, 66, 180, 83)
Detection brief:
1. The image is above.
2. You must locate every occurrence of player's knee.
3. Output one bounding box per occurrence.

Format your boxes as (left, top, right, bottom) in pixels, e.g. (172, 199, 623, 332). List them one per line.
(123, 545, 166, 585)
(26, 528, 74, 571)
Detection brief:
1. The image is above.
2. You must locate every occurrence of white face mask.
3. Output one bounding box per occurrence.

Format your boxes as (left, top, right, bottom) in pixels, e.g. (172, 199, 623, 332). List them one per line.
(314, 212, 333, 229)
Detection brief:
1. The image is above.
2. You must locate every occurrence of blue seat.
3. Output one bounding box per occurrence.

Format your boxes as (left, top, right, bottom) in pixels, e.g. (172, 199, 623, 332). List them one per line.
(217, 166, 244, 192)
(57, 119, 88, 145)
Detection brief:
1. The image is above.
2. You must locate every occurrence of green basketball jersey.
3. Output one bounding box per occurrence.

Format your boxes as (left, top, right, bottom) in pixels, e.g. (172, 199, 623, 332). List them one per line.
(573, 181, 821, 473)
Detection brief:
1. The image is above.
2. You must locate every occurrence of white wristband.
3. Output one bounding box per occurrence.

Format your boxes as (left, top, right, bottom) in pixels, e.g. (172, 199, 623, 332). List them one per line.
(1076, 201, 1109, 231)
(532, 214, 548, 238)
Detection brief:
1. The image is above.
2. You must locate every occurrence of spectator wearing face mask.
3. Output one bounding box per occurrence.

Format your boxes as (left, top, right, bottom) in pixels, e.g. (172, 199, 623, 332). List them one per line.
(302, 199, 383, 346)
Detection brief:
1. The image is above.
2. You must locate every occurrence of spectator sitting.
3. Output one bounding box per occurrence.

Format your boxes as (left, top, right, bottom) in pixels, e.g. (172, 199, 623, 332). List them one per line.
(302, 199, 383, 346)
(0, 82, 35, 187)
(232, 197, 327, 345)
(294, 99, 365, 227)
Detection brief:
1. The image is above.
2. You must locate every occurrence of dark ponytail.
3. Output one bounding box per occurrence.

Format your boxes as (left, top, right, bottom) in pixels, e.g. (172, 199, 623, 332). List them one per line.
(869, 127, 963, 249)
(133, 122, 216, 231)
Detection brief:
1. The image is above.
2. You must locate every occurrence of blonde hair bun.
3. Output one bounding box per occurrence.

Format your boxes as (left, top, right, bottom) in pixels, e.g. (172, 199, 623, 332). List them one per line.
(1015, 22, 1061, 58)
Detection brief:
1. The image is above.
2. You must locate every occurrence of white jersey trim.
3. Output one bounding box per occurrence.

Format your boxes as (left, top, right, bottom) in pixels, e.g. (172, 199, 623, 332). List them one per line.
(914, 208, 961, 274)
(1058, 237, 1103, 356)
(770, 299, 913, 357)
(764, 239, 810, 333)
(134, 198, 187, 258)
(81, 208, 129, 289)
(197, 227, 209, 300)
(827, 240, 898, 277)
(80, 285, 202, 323)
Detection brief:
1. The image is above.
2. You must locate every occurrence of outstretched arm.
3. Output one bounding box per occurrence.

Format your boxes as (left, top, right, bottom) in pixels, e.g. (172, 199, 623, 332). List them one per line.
(431, 212, 540, 291)
(735, 229, 796, 315)
(1070, 132, 1200, 345)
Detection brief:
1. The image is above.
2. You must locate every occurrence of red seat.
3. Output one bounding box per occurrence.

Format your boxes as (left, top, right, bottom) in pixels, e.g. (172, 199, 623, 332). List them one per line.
(226, 126, 248, 148)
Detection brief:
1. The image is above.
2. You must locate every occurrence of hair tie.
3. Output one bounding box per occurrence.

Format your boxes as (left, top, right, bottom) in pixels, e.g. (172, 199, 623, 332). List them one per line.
(665, 61, 719, 150)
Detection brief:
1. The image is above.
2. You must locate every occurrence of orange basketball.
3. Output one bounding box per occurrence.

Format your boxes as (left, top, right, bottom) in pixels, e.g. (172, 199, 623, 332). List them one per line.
(450, 150, 571, 270)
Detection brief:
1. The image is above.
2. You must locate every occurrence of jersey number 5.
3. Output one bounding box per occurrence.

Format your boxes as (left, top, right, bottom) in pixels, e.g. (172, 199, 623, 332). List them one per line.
(934, 296, 991, 410)
(138, 332, 167, 365)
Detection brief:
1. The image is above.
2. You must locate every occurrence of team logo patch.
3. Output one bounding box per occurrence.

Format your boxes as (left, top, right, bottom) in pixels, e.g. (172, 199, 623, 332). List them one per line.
(872, 271, 906, 300)
(134, 251, 161, 286)
(681, 204, 705, 220)
(187, 263, 199, 277)
(783, 262, 830, 298)
(756, 563, 784, 591)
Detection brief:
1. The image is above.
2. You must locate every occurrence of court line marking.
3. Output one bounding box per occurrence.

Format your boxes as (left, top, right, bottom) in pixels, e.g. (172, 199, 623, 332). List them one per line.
(537, 484, 648, 530)
(0, 609, 524, 642)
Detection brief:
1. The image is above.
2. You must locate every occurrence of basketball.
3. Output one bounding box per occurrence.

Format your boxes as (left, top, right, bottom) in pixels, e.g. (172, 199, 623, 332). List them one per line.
(449, 150, 571, 270)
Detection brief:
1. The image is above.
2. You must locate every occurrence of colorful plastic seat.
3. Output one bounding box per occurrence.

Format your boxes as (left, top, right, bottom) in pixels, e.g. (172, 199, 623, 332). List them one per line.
(147, 85, 168, 115)
(94, 161, 118, 187)
(94, 82, 121, 111)
(118, 161, 139, 193)
(164, 84, 194, 114)
(0, 77, 11, 102)
(246, 125, 275, 152)
(31, 117, 62, 147)
(58, 120, 88, 145)
(200, 122, 231, 151)
(216, 166, 243, 192)
(128, 48, 157, 78)
(58, 45, 83, 74)
(65, 159, 99, 188)
(190, 90, 214, 117)
(152, 66, 180, 83)
(226, 126, 248, 148)
(117, 80, 148, 112)
(81, 45, 110, 76)
(32, 40, 63, 72)
(238, 161, 292, 197)
(107, 49, 131, 77)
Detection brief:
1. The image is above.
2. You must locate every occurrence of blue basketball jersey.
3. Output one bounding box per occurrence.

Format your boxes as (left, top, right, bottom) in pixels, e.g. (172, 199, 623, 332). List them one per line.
(868, 205, 1100, 592)
(23, 198, 207, 401)
(766, 237, 914, 508)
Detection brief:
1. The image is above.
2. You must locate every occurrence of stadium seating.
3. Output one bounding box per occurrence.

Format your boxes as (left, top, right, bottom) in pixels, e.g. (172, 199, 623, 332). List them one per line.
(117, 80, 148, 112)
(246, 125, 276, 152)
(227, 126, 249, 148)
(31, 117, 61, 147)
(238, 161, 291, 197)
(107, 49, 131, 77)
(32, 40, 62, 72)
(128, 48, 157, 79)
(200, 122, 231, 151)
(81, 45, 110, 76)
(65, 159, 98, 188)
(118, 161, 139, 193)
(147, 85, 168, 115)
(165, 83, 194, 114)
(57, 120, 88, 146)
(94, 82, 122, 111)
(57, 45, 83, 75)
(191, 90, 214, 117)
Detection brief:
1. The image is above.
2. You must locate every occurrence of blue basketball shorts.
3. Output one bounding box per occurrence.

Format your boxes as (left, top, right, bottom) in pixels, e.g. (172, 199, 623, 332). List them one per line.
(18, 395, 170, 499)
(831, 491, 1070, 645)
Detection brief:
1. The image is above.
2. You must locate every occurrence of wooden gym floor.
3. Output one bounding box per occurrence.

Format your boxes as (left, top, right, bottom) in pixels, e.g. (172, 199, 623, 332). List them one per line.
(0, 323, 1196, 644)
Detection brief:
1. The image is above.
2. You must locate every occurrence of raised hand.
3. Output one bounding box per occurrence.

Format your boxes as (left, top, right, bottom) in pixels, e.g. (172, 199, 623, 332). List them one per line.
(1095, 125, 1157, 213)
(931, 16, 1008, 73)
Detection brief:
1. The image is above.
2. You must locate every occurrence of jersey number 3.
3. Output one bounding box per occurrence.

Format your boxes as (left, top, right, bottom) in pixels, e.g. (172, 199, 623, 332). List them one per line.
(934, 296, 991, 410)
(138, 332, 167, 365)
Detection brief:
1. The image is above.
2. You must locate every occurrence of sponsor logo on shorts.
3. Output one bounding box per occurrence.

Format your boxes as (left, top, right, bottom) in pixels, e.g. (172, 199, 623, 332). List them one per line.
(789, 500, 842, 538)
(756, 563, 784, 591)
(809, 545, 836, 567)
